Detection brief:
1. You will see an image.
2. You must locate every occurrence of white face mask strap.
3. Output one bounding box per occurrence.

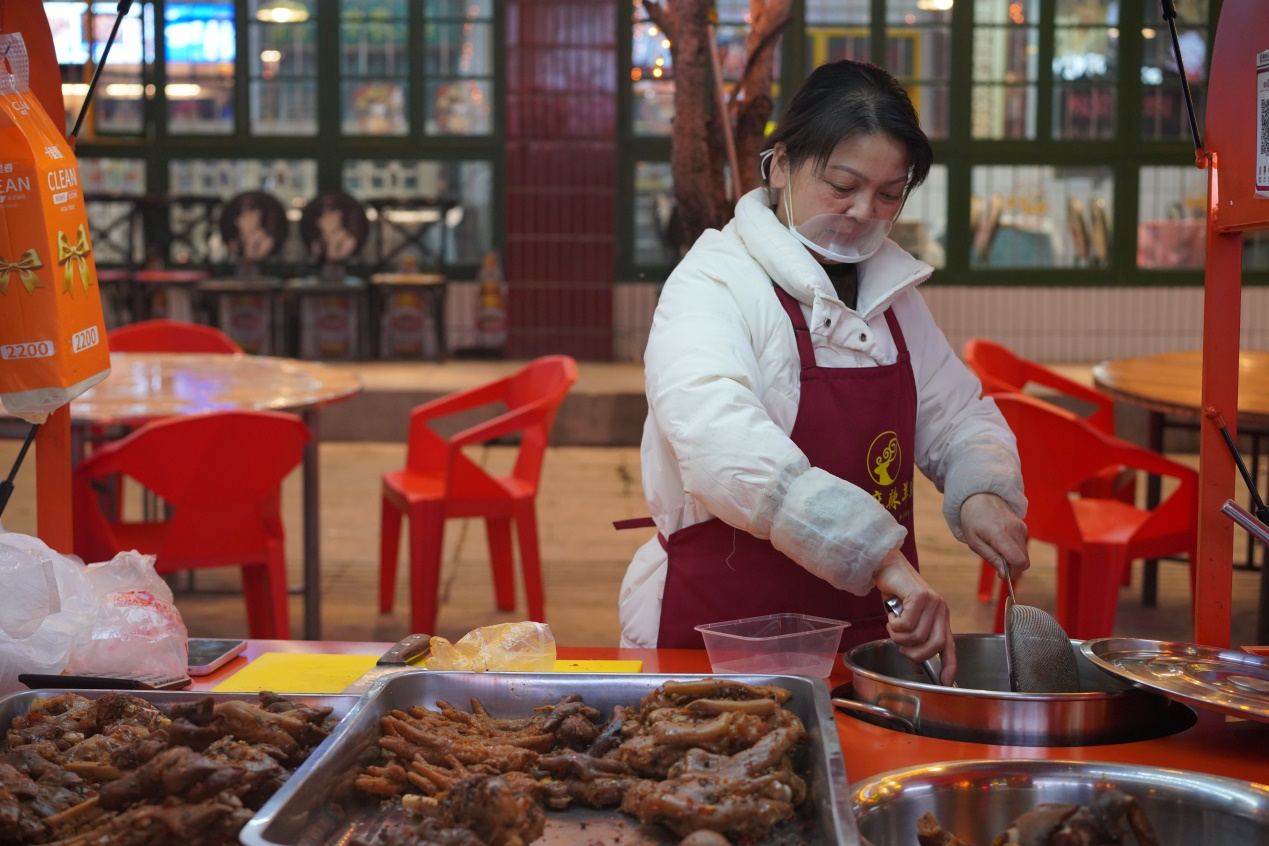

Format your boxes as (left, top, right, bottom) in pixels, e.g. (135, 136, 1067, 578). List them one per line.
(759, 148, 775, 181)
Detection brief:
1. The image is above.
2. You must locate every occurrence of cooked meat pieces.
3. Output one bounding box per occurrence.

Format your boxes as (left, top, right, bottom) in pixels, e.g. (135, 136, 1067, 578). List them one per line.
(990, 789, 1161, 846)
(437, 774, 546, 846)
(354, 679, 809, 845)
(0, 691, 338, 846)
(7, 693, 167, 753)
(920, 788, 1162, 846)
(0, 761, 92, 844)
(44, 796, 256, 846)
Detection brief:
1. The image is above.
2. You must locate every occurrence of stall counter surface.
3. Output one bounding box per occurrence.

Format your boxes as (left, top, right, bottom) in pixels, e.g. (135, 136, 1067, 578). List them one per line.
(198, 641, 1269, 786)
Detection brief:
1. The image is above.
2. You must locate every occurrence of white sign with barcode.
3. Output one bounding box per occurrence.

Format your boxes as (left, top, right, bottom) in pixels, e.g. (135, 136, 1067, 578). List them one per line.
(1258, 49, 1269, 198)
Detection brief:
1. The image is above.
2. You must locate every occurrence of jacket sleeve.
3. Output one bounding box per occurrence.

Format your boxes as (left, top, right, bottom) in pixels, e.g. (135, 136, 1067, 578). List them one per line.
(896, 292, 1028, 539)
(644, 250, 903, 596)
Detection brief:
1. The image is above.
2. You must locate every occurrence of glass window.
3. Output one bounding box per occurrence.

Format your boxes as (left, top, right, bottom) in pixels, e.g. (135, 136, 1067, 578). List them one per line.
(341, 0, 408, 135)
(885, 1, 952, 139)
(1052, 0, 1119, 139)
(1140, 0, 1209, 141)
(247, 0, 316, 135)
(631, 1, 674, 135)
(169, 158, 318, 264)
(971, 165, 1113, 268)
(165, 0, 236, 135)
(634, 161, 678, 265)
(807, 0, 869, 25)
(423, 0, 494, 136)
(48, 2, 151, 136)
(81, 158, 148, 266)
(343, 159, 492, 264)
(971, 0, 1039, 139)
(1246, 233, 1269, 270)
(1137, 165, 1205, 269)
(896, 164, 947, 268)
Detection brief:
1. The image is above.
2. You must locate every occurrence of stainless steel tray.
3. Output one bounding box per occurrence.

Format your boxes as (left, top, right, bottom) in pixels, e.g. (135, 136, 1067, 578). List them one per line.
(0, 688, 361, 728)
(1080, 637, 1269, 723)
(241, 671, 859, 846)
(852, 759, 1269, 845)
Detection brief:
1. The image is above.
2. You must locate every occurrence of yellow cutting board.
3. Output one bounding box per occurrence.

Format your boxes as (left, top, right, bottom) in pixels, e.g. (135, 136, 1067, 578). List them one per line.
(213, 652, 378, 694)
(213, 654, 645, 693)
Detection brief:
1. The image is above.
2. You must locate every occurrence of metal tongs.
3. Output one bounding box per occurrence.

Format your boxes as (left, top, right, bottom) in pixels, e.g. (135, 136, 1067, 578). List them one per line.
(884, 597, 953, 687)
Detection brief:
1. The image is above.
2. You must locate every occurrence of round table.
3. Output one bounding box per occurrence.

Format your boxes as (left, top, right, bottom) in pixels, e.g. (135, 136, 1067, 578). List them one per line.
(74, 352, 363, 640)
(1092, 350, 1269, 427)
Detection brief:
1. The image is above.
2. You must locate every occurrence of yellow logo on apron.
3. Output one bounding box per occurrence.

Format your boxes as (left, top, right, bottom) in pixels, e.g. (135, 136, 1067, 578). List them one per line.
(867, 430, 901, 486)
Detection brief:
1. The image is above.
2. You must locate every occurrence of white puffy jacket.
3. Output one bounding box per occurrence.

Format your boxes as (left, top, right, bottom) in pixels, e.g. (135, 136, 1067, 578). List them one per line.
(618, 188, 1027, 648)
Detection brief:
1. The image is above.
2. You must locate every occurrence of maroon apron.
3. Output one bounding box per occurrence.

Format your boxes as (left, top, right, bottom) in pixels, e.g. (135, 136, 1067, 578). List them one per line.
(656, 285, 919, 650)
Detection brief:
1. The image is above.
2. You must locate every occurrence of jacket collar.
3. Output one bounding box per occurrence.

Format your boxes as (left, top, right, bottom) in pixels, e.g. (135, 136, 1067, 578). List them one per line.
(729, 187, 933, 320)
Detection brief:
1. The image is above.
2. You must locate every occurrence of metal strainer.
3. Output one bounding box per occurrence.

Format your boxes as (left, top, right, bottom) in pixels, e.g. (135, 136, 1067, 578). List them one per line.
(1002, 569, 1081, 693)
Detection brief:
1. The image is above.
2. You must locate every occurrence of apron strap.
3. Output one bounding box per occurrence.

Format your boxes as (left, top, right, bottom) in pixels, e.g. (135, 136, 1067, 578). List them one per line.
(772, 285, 817, 369)
(612, 516, 656, 530)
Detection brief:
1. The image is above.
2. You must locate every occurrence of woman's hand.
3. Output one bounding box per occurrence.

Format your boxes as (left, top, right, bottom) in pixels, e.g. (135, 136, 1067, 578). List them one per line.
(874, 549, 956, 685)
(960, 492, 1029, 581)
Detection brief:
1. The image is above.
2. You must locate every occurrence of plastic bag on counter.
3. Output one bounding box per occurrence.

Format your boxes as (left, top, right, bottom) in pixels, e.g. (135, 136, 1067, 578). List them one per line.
(427, 621, 556, 672)
(65, 550, 188, 679)
(0, 528, 96, 694)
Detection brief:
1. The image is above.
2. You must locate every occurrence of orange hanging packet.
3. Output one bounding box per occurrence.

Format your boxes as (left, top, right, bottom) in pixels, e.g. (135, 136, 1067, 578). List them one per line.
(0, 32, 110, 423)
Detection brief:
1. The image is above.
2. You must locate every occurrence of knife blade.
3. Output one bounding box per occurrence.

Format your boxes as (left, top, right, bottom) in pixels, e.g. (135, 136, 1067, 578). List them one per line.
(344, 633, 431, 693)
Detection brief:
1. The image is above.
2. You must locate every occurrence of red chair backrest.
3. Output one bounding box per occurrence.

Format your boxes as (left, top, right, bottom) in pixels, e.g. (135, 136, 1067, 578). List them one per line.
(108, 319, 244, 354)
(964, 338, 1115, 434)
(991, 393, 1194, 549)
(73, 410, 311, 564)
(405, 355, 578, 496)
(504, 355, 579, 485)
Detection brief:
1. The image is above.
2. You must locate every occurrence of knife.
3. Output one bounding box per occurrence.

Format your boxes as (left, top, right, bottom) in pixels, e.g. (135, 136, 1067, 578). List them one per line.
(344, 633, 431, 693)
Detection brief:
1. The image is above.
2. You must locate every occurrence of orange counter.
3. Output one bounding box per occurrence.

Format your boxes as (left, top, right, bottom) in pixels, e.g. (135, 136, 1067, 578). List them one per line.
(196, 642, 1269, 785)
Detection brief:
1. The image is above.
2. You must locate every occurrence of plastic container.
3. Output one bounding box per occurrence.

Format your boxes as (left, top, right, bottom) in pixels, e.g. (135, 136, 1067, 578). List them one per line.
(695, 613, 850, 677)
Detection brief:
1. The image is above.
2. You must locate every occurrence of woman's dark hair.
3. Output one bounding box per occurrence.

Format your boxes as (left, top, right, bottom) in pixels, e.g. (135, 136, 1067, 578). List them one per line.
(763, 60, 932, 196)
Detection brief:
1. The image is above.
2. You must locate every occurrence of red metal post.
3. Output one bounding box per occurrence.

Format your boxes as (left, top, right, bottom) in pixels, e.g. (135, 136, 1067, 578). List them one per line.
(1194, 159, 1239, 647)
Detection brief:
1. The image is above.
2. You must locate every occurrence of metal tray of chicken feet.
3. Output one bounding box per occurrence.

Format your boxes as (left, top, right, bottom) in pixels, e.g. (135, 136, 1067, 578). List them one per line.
(0, 688, 359, 845)
(240, 671, 859, 846)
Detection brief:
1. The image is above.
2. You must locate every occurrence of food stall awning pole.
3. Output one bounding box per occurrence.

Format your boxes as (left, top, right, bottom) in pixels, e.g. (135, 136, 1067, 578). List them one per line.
(1195, 0, 1269, 646)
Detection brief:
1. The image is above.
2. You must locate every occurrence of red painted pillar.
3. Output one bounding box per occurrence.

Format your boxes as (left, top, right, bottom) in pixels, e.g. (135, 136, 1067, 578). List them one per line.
(504, 1, 617, 360)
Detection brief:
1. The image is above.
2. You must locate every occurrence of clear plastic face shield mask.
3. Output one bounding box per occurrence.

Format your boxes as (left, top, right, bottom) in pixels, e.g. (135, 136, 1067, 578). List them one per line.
(763, 149, 903, 264)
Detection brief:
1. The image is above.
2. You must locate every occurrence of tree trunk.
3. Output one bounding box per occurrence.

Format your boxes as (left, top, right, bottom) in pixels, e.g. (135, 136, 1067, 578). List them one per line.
(734, 0, 792, 194)
(645, 0, 788, 251)
(647, 0, 728, 250)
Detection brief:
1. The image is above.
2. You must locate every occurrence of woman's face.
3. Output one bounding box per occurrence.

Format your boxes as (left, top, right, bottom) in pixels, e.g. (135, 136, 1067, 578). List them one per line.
(771, 133, 910, 229)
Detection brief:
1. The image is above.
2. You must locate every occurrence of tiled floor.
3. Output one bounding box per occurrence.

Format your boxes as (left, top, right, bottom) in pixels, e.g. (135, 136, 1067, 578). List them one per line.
(0, 363, 1262, 651)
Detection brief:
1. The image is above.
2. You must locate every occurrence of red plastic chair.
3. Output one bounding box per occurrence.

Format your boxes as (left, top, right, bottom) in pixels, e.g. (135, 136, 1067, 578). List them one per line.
(379, 355, 579, 634)
(107, 318, 244, 354)
(991, 393, 1198, 640)
(964, 338, 1137, 623)
(72, 410, 311, 639)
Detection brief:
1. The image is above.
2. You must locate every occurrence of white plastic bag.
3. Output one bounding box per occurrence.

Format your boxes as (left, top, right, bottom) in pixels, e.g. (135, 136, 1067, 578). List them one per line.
(0, 527, 96, 694)
(65, 550, 188, 679)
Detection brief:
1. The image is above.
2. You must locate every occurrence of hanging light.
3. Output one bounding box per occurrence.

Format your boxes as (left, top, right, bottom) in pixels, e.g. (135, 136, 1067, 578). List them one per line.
(256, 0, 309, 23)
(915, 0, 953, 10)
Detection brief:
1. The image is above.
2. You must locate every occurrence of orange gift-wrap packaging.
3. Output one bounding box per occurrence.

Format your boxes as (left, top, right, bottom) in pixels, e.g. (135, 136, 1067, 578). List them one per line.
(0, 33, 110, 424)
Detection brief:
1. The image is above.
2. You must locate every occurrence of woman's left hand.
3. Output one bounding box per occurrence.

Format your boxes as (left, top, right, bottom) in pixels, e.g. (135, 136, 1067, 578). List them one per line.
(960, 492, 1029, 580)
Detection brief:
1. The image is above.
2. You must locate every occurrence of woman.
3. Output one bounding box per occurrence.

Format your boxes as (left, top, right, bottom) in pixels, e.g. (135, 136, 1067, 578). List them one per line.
(618, 60, 1029, 684)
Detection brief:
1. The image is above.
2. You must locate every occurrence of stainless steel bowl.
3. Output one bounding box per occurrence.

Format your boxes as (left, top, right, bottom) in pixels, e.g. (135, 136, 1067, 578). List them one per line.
(852, 759, 1269, 845)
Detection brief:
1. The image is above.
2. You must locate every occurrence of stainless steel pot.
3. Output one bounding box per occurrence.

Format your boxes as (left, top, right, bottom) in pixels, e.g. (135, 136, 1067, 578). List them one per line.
(836, 634, 1195, 746)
